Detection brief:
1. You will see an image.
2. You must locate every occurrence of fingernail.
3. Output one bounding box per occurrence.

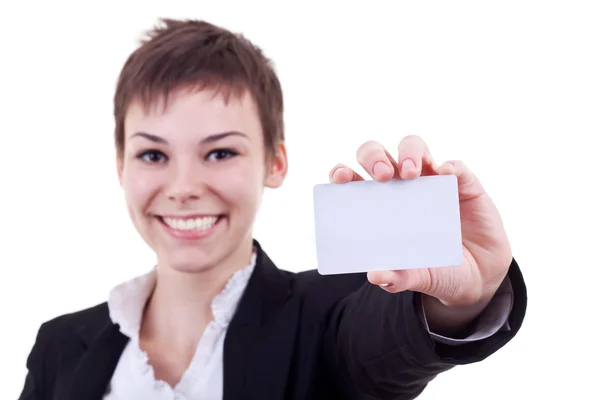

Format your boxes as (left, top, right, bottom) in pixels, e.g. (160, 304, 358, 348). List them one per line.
(402, 159, 416, 172)
(379, 283, 394, 287)
(332, 166, 348, 181)
(373, 162, 391, 176)
(332, 168, 342, 181)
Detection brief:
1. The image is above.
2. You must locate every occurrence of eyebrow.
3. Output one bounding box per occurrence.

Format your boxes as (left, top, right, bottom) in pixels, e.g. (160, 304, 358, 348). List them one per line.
(130, 130, 249, 144)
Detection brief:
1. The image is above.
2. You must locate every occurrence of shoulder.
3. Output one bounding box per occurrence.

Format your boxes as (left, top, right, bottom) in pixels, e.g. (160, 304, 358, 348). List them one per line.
(30, 302, 112, 360)
(37, 302, 111, 338)
(23, 303, 115, 396)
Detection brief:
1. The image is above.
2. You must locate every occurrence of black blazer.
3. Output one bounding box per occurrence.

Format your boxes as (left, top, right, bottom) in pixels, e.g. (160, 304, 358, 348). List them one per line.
(19, 241, 527, 400)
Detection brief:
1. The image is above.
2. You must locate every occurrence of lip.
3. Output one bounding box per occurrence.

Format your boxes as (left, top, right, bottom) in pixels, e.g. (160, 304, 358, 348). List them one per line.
(156, 215, 225, 241)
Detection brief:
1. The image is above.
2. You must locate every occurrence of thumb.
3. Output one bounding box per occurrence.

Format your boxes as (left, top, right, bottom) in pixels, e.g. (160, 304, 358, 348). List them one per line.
(438, 160, 486, 201)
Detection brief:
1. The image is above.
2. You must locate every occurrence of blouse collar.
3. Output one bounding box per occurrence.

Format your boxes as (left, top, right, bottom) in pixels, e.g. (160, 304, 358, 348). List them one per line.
(107, 251, 257, 339)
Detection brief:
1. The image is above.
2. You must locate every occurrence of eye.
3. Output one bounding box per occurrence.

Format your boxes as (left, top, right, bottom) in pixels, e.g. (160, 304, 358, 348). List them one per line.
(137, 150, 168, 164)
(206, 148, 238, 162)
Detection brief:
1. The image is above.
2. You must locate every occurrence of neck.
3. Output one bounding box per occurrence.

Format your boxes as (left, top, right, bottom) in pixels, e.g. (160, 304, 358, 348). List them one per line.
(140, 237, 254, 353)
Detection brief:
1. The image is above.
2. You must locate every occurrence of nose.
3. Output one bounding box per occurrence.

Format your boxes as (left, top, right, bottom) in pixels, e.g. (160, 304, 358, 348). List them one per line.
(166, 161, 206, 204)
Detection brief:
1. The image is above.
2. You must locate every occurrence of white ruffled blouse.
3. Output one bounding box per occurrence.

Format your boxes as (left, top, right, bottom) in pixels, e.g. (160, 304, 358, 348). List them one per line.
(102, 252, 257, 400)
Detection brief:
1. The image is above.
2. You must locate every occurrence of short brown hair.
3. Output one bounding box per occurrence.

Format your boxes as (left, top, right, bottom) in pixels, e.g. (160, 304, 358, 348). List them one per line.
(113, 18, 284, 160)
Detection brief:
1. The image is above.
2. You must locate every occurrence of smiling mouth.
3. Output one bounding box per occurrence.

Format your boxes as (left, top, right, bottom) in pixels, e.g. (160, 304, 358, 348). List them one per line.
(157, 215, 224, 231)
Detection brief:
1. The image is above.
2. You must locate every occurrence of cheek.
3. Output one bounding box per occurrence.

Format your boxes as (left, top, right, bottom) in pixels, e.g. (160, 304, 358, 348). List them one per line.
(122, 168, 159, 216)
(211, 163, 264, 211)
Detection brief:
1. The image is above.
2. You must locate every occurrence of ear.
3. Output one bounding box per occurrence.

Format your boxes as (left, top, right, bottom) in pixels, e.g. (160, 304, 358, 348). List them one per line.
(116, 153, 124, 187)
(264, 142, 288, 189)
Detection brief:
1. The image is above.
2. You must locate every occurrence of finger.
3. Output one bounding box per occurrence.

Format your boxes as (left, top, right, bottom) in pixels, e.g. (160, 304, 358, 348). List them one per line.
(356, 141, 399, 182)
(397, 135, 438, 179)
(329, 163, 365, 183)
(367, 269, 432, 294)
(437, 160, 485, 200)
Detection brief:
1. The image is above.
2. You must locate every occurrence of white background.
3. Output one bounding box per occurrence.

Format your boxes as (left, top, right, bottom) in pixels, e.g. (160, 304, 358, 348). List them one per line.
(1, 1, 598, 398)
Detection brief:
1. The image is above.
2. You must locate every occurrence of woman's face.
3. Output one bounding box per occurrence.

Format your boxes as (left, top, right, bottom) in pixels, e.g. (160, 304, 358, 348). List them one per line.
(117, 88, 287, 273)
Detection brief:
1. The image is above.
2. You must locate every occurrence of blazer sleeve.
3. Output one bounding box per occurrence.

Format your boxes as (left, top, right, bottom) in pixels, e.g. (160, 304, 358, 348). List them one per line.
(422, 273, 514, 345)
(322, 258, 527, 400)
(18, 322, 55, 400)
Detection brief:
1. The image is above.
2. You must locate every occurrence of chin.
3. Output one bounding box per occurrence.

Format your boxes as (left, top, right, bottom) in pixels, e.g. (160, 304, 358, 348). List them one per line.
(148, 216, 253, 274)
(159, 248, 220, 274)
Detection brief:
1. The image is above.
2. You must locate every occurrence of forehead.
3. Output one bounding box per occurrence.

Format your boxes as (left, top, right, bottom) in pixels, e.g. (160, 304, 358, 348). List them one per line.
(124, 87, 262, 140)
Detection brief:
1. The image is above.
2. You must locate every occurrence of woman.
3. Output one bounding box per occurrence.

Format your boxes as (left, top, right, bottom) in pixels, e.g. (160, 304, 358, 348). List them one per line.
(19, 18, 527, 400)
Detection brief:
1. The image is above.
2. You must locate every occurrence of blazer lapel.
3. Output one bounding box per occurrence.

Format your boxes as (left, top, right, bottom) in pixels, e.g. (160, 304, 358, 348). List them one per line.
(64, 321, 129, 400)
(59, 240, 295, 400)
(223, 240, 299, 400)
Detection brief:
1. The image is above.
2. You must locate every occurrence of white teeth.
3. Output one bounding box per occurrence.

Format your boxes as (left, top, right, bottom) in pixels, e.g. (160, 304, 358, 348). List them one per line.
(162, 216, 219, 231)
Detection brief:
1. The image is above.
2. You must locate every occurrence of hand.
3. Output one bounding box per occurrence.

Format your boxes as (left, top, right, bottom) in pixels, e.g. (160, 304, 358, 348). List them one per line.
(329, 135, 513, 309)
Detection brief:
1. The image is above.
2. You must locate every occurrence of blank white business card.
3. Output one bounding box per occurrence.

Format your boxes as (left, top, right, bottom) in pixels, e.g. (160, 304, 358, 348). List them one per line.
(313, 175, 463, 275)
